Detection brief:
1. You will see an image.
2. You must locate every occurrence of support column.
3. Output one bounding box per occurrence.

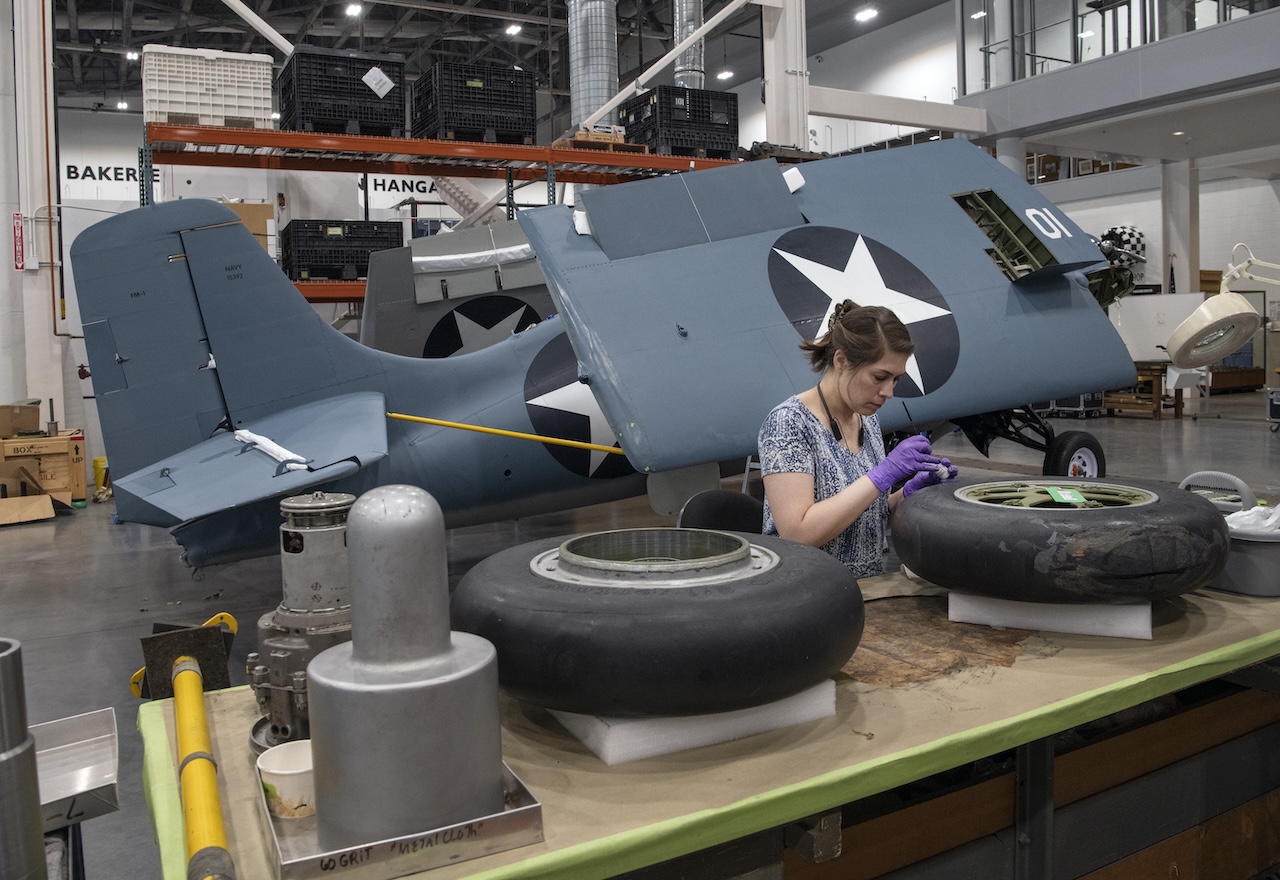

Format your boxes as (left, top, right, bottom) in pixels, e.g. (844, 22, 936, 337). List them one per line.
(1, 0, 26, 402)
(760, 0, 808, 150)
(1161, 159, 1199, 297)
(996, 136, 1026, 181)
(7, 0, 66, 420)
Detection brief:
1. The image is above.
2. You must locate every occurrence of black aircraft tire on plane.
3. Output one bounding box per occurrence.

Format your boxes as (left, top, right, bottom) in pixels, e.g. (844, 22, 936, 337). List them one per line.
(890, 477, 1230, 604)
(1042, 430, 1106, 477)
(450, 531, 865, 717)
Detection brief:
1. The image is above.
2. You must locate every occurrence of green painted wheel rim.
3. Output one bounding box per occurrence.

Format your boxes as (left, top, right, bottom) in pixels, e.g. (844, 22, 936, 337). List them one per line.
(954, 480, 1158, 510)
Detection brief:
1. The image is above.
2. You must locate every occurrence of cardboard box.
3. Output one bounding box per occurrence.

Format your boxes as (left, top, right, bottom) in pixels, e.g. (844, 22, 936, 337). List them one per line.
(0, 403, 41, 439)
(0, 495, 55, 526)
(2, 430, 87, 501)
(0, 459, 59, 524)
(221, 202, 274, 253)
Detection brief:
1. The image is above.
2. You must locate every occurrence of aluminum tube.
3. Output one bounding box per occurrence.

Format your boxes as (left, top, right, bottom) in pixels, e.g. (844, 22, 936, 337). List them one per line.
(0, 639, 47, 880)
(568, 0, 619, 128)
(220, 0, 294, 56)
(673, 0, 705, 90)
(349, 485, 452, 666)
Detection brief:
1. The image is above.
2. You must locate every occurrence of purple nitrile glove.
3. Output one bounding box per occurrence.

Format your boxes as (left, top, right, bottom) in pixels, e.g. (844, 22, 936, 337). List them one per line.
(902, 458, 958, 498)
(867, 435, 939, 493)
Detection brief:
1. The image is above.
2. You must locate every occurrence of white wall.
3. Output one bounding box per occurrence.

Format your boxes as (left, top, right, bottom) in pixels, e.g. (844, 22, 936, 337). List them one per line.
(732, 3, 956, 152)
(1055, 174, 1280, 292)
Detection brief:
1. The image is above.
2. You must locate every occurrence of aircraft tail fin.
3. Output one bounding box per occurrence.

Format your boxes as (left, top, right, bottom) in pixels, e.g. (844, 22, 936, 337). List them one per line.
(72, 200, 385, 498)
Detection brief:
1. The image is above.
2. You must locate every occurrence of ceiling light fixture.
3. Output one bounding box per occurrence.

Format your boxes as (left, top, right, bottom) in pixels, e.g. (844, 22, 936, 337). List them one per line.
(1172, 130, 1185, 136)
(970, 10, 987, 18)
(126, 51, 139, 61)
(345, 4, 363, 17)
(116, 100, 128, 110)
(1078, 29, 1095, 37)
(717, 69, 733, 80)
(855, 8, 879, 22)
(505, 24, 522, 35)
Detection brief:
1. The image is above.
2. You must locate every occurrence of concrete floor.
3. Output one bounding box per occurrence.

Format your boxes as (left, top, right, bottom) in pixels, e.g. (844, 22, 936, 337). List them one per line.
(2, 388, 1276, 879)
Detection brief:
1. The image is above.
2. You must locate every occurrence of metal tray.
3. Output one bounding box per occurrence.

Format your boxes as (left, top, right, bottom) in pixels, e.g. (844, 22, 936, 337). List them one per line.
(31, 707, 120, 831)
(257, 763, 544, 880)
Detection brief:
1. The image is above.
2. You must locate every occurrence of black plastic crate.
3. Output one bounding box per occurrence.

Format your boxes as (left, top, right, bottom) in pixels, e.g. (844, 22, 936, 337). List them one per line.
(629, 128, 740, 159)
(620, 86, 739, 153)
(280, 220, 404, 281)
(411, 63, 536, 144)
(277, 45, 406, 138)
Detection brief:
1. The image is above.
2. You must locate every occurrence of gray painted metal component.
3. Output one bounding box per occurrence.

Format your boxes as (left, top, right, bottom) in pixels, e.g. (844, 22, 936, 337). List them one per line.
(578, 159, 804, 260)
(249, 492, 357, 752)
(111, 392, 387, 529)
(0, 639, 47, 880)
(522, 139, 1137, 474)
(308, 485, 504, 852)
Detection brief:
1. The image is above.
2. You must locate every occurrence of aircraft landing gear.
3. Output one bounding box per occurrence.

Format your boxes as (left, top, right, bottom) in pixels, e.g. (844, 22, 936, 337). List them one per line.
(951, 407, 1107, 478)
(1043, 430, 1106, 478)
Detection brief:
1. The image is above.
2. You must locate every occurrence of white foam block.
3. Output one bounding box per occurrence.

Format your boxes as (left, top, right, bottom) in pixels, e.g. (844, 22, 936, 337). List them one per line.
(948, 592, 1152, 640)
(549, 680, 836, 766)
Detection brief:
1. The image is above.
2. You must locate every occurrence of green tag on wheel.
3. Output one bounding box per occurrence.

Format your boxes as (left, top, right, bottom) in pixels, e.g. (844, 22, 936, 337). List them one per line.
(1046, 486, 1085, 503)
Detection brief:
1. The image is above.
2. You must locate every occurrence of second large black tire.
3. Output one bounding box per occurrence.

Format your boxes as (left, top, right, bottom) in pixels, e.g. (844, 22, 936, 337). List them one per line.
(451, 530, 865, 717)
(890, 477, 1229, 604)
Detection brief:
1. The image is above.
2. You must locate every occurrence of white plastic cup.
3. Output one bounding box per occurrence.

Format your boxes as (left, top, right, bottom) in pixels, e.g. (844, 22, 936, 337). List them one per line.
(257, 740, 315, 819)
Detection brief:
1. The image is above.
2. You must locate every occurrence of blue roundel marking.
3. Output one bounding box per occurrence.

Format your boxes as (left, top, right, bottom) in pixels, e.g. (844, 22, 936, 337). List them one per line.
(767, 226, 960, 398)
(523, 332, 635, 479)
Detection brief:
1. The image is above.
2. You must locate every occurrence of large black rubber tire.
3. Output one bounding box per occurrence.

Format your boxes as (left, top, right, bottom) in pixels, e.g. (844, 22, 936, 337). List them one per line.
(1042, 430, 1106, 477)
(890, 477, 1229, 604)
(450, 531, 864, 717)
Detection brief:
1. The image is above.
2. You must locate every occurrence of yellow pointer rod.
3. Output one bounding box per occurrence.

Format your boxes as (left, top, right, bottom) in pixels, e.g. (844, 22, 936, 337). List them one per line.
(387, 412, 627, 456)
(172, 656, 236, 880)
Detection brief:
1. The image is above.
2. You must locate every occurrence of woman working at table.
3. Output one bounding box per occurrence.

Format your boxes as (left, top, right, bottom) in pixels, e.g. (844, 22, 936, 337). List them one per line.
(758, 300, 957, 578)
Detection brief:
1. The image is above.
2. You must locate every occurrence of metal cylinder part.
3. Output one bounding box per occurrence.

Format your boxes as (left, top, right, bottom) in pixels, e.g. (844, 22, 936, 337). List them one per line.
(279, 491, 356, 613)
(309, 486, 505, 851)
(0, 639, 48, 880)
(249, 493, 358, 752)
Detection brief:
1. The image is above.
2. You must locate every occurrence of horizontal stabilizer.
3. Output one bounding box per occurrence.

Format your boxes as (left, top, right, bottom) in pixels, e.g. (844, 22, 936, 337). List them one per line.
(114, 392, 387, 526)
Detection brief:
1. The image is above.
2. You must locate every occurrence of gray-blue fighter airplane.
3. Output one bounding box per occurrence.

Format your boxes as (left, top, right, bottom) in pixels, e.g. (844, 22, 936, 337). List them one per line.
(71, 139, 1136, 566)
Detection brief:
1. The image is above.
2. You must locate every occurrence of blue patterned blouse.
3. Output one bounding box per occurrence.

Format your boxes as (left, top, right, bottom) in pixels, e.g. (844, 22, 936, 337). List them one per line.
(758, 396, 889, 578)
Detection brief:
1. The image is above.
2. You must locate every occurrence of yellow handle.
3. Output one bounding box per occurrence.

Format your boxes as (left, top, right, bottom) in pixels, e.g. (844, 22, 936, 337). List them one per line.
(173, 656, 236, 879)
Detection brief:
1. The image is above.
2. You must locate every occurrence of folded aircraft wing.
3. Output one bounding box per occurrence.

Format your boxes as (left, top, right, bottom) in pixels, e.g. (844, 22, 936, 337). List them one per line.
(520, 140, 1136, 474)
(113, 391, 388, 526)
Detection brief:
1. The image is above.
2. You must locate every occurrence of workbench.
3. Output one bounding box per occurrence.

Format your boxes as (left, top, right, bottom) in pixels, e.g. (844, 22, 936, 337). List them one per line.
(1103, 361, 1184, 419)
(139, 575, 1280, 880)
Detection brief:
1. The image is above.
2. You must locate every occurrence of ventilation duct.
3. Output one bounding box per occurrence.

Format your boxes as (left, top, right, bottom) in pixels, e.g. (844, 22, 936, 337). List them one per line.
(569, 0, 620, 128)
(673, 0, 705, 89)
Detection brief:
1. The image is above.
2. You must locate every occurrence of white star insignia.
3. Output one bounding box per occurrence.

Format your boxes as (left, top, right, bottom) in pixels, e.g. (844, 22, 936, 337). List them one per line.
(527, 382, 619, 475)
(453, 307, 531, 355)
(773, 236, 951, 393)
